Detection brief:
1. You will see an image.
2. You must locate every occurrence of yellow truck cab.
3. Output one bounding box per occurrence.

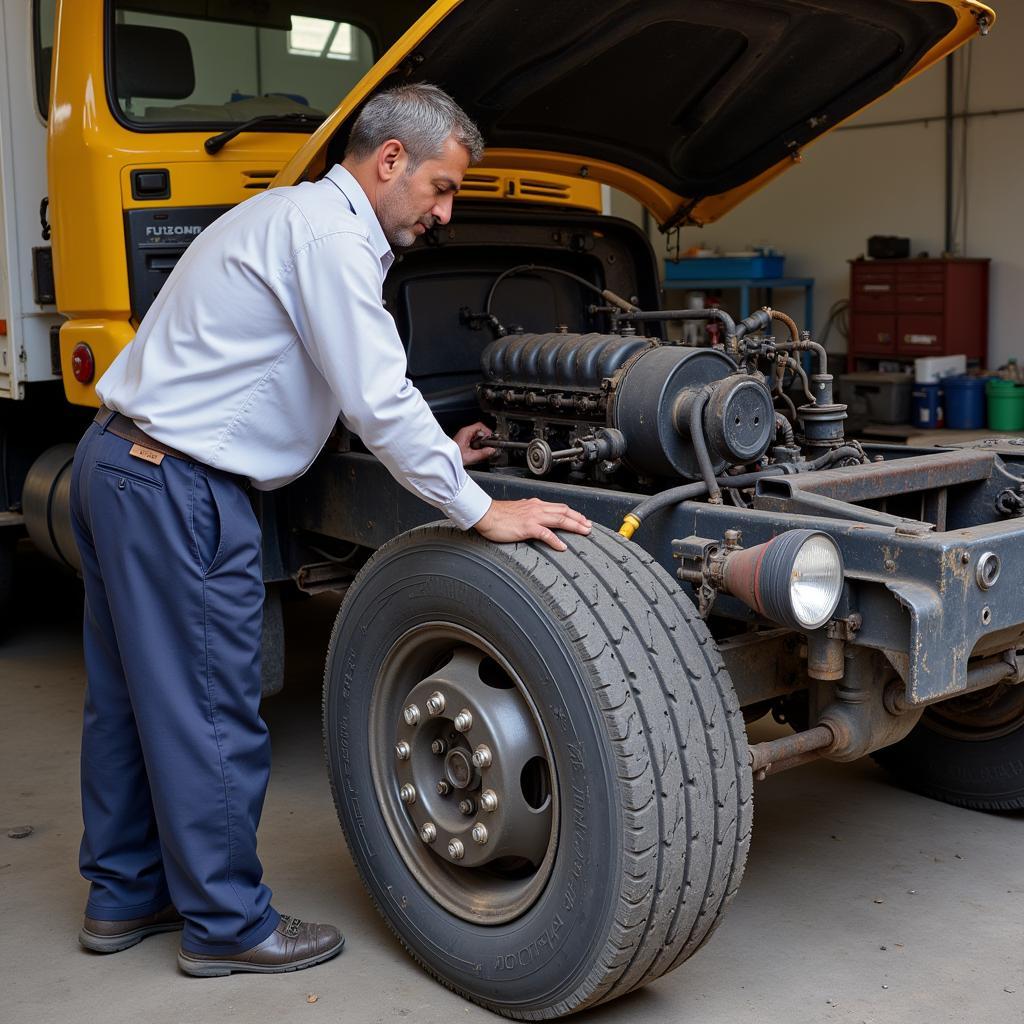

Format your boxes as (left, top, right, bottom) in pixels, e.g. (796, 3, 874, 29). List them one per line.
(47, 1, 432, 406)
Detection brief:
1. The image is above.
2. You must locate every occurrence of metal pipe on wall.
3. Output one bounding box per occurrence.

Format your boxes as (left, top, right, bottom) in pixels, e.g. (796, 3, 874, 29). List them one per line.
(836, 106, 1024, 133)
(944, 57, 955, 255)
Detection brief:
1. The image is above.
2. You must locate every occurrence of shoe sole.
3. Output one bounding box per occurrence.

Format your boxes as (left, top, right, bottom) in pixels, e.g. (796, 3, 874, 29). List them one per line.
(79, 921, 184, 954)
(177, 936, 345, 977)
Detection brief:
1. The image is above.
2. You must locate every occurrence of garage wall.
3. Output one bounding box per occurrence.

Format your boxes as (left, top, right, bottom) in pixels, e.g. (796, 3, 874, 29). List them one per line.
(613, 7, 1023, 368)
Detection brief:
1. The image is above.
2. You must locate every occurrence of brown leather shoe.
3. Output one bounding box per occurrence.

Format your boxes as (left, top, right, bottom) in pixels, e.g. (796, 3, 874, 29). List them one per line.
(80, 904, 184, 953)
(177, 914, 344, 977)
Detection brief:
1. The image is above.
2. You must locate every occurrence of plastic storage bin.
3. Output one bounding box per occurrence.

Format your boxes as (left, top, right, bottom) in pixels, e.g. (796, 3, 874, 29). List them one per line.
(912, 384, 943, 429)
(664, 255, 785, 281)
(943, 376, 987, 429)
(837, 372, 913, 424)
(987, 378, 1024, 432)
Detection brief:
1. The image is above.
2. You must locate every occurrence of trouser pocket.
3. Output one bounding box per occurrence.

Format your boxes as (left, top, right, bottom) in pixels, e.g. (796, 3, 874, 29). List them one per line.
(191, 469, 224, 576)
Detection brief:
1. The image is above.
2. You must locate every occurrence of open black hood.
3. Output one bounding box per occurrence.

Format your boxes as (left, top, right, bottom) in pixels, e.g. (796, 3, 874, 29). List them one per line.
(279, 0, 993, 226)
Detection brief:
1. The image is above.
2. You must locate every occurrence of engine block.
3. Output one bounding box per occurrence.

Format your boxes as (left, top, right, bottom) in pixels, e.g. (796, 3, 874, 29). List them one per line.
(478, 331, 776, 481)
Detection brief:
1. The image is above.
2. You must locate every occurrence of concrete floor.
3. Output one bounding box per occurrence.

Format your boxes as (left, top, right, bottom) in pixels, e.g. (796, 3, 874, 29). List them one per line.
(2, 547, 1022, 1024)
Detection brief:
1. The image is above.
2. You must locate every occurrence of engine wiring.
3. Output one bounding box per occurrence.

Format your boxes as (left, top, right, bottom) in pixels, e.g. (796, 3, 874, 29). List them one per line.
(482, 264, 639, 335)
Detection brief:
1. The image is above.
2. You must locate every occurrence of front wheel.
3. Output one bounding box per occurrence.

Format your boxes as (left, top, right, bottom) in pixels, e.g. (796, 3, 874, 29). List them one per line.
(323, 524, 751, 1018)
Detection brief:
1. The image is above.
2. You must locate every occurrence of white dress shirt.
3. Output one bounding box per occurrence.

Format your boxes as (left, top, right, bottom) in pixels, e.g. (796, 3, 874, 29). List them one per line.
(96, 165, 492, 530)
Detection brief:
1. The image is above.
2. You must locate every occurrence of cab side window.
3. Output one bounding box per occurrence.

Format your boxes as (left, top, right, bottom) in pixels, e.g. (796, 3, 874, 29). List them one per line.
(34, 0, 57, 120)
(109, 4, 374, 128)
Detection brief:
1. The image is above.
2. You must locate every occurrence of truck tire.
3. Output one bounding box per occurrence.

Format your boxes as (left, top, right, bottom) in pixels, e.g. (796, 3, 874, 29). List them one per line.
(260, 583, 285, 699)
(323, 523, 751, 1019)
(873, 685, 1024, 811)
(0, 531, 13, 638)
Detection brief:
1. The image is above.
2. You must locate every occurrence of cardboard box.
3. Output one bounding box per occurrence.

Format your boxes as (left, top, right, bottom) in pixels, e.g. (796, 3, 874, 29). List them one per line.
(914, 355, 966, 384)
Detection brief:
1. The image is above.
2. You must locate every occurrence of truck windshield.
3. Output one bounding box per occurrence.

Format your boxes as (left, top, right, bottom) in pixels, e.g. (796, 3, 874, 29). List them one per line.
(109, 2, 388, 128)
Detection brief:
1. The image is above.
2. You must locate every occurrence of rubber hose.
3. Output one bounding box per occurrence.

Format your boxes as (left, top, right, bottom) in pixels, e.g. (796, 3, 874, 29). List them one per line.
(785, 356, 816, 404)
(767, 307, 800, 345)
(617, 307, 738, 339)
(774, 413, 795, 447)
(806, 445, 864, 469)
(620, 444, 864, 536)
(626, 467, 785, 525)
(690, 386, 722, 505)
(766, 308, 828, 376)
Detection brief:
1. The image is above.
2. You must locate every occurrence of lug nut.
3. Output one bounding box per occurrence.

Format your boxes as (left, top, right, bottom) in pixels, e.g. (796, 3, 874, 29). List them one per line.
(479, 789, 498, 812)
(453, 709, 473, 732)
(471, 823, 489, 845)
(399, 783, 417, 805)
(431, 738, 447, 755)
(403, 704, 421, 726)
(425, 691, 446, 716)
(436, 780, 451, 796)
(458, 797, 476, 816)
(471, 744, 492, 768)
(420, 822, 437, 844)
(447, 838, 465, 860)
(395, 741, 411, 761)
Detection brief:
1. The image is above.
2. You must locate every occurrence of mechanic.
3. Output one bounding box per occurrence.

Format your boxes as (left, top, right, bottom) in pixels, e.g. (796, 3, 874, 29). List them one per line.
(70, 83, 591, 978)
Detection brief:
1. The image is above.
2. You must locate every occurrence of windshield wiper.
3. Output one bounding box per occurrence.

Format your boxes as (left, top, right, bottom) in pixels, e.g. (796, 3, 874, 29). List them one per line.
(204, 112, 325, 155)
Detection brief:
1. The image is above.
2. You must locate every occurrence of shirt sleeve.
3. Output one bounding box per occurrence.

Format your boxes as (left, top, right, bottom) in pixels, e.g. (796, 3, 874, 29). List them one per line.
(271, 230, 492, 531)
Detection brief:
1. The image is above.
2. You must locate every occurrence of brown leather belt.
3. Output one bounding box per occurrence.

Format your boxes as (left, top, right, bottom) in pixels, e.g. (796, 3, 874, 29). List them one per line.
(94, 406, 193, 463)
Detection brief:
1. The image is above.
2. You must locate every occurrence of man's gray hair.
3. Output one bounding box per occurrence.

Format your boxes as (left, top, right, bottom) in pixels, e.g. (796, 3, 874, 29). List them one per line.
(345, 83, 484, 167)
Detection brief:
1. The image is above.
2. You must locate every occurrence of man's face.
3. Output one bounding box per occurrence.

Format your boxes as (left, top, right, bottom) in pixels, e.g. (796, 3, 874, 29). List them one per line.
(376, 134, 470, 248)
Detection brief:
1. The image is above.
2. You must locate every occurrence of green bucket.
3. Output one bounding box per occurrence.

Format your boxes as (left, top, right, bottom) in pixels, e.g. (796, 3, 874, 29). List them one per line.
(986, 378, 1024, 432)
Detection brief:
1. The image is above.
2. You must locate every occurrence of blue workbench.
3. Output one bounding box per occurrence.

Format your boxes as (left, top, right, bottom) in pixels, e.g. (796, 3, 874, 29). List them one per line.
(663, 274, 815, 334)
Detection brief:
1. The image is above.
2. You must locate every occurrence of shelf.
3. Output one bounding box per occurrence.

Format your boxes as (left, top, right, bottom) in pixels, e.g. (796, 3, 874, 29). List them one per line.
(664, 276, 814, 329)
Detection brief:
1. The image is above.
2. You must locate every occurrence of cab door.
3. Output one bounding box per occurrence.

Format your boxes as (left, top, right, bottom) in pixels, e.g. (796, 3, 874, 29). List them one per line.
(0, 0, 61, 400)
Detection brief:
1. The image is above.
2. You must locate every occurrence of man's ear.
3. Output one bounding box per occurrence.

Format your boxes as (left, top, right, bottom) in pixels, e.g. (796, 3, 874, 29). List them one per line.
(377, 140, 405, 182)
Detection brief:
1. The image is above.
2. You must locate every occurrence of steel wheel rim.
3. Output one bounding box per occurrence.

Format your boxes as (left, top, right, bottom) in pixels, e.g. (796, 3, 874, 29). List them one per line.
(923, 682, 1024, 742)
(369, 622, 559, 925)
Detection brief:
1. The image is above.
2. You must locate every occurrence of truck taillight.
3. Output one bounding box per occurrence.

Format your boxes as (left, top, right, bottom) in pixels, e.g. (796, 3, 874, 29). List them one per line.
(71, 343, 95, 383)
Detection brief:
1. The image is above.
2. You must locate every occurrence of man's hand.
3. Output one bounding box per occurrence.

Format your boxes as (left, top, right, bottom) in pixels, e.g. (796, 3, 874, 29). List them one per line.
(454, 422, 497, 466)
(474, 498, 592, 552)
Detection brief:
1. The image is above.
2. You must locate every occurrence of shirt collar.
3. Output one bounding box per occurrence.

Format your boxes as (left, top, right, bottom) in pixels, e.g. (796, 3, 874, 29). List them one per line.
(324, 164, 394, 268)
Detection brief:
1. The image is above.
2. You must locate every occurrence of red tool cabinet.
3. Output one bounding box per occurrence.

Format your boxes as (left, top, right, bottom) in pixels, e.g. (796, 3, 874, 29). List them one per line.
(848, 258, 989, 369)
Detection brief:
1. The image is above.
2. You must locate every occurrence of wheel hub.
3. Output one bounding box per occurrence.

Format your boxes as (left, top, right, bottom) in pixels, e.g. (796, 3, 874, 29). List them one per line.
(370, 625, 559, 924)
(392, 647, 552, 870)
(444, 747, 476, 790)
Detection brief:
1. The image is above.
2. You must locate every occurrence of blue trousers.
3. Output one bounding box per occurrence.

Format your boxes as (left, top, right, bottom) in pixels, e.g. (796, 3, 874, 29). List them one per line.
(70, 417, 279, 954)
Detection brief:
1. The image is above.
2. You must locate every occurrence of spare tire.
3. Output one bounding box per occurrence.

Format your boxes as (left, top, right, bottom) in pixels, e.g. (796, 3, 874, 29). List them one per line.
(322, 523, 751, 1018)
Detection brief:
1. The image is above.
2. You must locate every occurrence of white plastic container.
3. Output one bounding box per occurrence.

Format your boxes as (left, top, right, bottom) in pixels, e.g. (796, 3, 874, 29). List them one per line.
(915, 355, 966, 384)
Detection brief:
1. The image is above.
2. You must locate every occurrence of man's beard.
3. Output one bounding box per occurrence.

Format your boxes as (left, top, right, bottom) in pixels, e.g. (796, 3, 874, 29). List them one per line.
(378, 174, 437, 248)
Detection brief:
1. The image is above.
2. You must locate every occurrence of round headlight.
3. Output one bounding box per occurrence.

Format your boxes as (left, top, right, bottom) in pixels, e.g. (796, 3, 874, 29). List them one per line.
(787, 533, 844, 629)
(722, 529, 844, 631)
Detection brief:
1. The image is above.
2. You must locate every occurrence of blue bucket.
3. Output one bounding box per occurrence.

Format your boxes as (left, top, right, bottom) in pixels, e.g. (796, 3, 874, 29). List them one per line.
(912, 384, 943, 429)
(943, 376, 987, 429)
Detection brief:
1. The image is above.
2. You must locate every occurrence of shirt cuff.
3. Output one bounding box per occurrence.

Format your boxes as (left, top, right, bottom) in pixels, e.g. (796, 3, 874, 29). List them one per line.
(441, 476, 492, 531)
